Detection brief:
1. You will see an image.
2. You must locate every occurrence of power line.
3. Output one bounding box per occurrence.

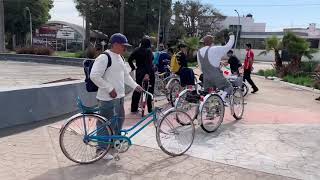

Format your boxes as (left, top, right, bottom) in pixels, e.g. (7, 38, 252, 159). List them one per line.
(214, 3, 320, 7)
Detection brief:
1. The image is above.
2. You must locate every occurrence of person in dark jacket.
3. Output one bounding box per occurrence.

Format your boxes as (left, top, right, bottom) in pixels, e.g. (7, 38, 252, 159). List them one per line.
(128, 37, 155, 113)
(177, 44, 188, 70)
(227, 50, 242, 74)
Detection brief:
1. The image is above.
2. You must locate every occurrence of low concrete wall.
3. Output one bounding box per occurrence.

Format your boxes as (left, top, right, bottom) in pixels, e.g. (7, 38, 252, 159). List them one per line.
(233, 49, 320, 62)
(0, 53, 84, 67)
(0, 80, 97, 129)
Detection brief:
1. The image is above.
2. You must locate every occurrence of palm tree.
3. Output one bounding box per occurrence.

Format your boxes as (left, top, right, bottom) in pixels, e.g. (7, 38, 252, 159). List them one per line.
(183, 36, 200, 62)
(260, 32, 317, 76)
(259, 36, 283, 71)
(283, 32, 317, 74)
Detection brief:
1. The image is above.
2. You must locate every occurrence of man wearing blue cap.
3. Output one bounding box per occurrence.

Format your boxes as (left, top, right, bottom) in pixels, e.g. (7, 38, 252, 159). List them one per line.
(90, 33, 144, 155)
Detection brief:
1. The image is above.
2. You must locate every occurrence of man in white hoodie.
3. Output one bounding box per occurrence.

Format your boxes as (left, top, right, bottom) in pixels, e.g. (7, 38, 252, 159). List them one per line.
(90, 33, 143, 139)
(197, 33, 235, 103)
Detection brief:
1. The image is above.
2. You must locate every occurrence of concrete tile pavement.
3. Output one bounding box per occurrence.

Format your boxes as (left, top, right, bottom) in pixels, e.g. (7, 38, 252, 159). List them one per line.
(0, 125, 296, 180)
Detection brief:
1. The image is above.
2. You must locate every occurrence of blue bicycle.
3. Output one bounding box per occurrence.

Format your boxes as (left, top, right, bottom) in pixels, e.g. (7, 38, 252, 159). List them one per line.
(59, 91, 195, 164)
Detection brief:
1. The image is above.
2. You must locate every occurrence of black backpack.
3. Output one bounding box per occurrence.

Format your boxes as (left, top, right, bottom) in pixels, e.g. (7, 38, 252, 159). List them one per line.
(83, 52, 112, 92)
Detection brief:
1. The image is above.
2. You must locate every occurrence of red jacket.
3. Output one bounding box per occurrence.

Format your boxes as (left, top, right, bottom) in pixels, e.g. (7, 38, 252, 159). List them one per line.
(244, 50, 254, 70)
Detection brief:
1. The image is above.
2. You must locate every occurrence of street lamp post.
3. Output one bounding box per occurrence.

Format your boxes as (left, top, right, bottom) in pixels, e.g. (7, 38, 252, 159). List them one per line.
(25, 7, 33, 46)
(157, 0, 161, 50)
(234, 9, 240, 49)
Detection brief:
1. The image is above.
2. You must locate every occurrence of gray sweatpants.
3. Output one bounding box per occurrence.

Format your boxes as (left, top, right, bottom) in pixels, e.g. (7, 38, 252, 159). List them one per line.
(98, 97, 125, 135)
(96, 98, 125, 149)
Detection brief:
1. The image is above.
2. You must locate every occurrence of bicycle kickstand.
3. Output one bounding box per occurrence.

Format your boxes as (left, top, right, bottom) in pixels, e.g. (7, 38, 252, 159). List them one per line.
(113, 149, 120, 161)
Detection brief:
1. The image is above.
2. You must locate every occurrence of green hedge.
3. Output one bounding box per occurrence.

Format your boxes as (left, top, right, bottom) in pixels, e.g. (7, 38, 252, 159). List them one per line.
(257, 69, 276, 77)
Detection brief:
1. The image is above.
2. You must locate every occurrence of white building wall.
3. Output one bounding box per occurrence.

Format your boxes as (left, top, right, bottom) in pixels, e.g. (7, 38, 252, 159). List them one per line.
(220, 16, 266, 32)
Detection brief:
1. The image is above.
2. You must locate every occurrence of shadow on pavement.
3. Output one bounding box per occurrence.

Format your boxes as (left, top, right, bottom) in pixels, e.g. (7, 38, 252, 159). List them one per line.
(29, 153, 190, 180)
(0, 111, 76, 138)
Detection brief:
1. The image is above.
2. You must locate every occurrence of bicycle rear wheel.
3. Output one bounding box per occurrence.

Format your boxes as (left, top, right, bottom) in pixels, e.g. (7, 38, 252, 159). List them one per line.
(200, 94, 225, 133)
(232, 88, 244, 120)
(156, 110, 195, 156)
(175, 90, 198, 123)
(154, 76, 165, 96)
(166, 78, 179, 101)
(59, 114, 113, 164)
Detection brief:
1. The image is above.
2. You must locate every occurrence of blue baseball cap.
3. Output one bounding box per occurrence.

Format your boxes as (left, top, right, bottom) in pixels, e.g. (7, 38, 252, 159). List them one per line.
(110, 33, 132, 46)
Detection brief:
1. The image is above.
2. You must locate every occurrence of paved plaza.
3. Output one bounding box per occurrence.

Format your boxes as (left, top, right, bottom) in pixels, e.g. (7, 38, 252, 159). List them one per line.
(0, 61, 320, 180)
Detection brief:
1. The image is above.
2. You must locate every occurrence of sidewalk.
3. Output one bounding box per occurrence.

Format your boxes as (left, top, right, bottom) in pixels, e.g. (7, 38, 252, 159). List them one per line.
(0, 125, 295, 180)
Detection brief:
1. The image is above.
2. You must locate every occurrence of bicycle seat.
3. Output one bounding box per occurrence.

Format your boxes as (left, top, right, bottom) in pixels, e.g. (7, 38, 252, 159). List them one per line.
(157, 72, 168, 77)
(76, 97, 99, 114)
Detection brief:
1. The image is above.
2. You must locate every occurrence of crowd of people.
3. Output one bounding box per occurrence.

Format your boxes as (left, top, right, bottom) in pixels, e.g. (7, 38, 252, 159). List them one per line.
(89, 32, 260, 142)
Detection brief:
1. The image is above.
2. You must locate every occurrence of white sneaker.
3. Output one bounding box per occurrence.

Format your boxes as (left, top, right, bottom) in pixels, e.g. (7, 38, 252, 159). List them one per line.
(103, 154, 114, 160)
(223, 101, 230, 107)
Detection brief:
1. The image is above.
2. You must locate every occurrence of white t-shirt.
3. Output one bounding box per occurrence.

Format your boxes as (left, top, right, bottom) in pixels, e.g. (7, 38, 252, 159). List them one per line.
(197, 35, 235, 69)
(90, 50, 138, 101)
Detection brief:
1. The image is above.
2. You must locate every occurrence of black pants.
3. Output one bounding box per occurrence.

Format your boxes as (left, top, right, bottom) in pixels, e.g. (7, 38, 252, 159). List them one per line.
(243, 69, 258, 90)
(131, 68, 155, 113)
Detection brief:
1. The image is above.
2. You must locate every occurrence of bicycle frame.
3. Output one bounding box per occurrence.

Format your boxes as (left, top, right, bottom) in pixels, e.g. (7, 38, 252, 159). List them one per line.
(86, 109, 158, 146)
(74, 91, 157, 146)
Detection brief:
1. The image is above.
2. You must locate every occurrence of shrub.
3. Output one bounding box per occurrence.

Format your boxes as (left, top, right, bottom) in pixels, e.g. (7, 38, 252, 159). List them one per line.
(256, 69, 276, 77)
(301, 61, 319, 73)
(16, 47, 54, 56)
(264, 69, 276, 77)
(34, 47, 54, 55)
(257, 69, 265, 76)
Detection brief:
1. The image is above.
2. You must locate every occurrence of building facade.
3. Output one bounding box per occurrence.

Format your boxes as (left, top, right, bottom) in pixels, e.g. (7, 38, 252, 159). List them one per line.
(199, 14, 320, 49)
(33, 21, 108, 51)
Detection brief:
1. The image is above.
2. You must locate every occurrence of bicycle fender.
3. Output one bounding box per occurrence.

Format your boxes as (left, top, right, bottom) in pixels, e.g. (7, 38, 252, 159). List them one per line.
(165, 78, 180, 89)
(174, 89, 190, 108)
(59, 113, 109, 133)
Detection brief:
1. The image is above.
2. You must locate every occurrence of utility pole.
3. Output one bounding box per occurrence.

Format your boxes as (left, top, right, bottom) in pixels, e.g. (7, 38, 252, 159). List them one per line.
(0, 0, 6, 52)
(234, 9, 240, 49)
(157, 0, 161, 50)
(120, 0, 125, 34)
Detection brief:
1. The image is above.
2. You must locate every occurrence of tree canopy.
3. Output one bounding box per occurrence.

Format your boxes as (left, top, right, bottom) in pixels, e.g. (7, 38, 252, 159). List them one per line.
(4, 0, 53, 45)
(74, 0, 172, 46)
(170, 0, 224, 39)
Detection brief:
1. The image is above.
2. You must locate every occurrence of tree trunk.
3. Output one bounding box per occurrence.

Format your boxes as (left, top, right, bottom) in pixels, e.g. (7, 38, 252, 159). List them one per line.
(274, 50, 282, 68)
(286, 55, 301, 75)
(0, 0, 5, 52)
(120, 0, 124, 34)
(274, 49, 284, 76)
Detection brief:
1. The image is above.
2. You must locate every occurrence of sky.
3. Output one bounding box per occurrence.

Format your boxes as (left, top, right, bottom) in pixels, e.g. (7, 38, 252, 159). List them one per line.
(49, 0, 320, 32)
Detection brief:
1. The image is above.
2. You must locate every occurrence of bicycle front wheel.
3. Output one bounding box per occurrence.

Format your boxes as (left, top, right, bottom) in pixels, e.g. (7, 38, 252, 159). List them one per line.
(59, 114, 113, 164)
(242, 83, 249, 97)
(200, 94, 225, 133)
(156, 109, 195, 156)
(169, 82, 182, 107)
(232, 88, 244, 120)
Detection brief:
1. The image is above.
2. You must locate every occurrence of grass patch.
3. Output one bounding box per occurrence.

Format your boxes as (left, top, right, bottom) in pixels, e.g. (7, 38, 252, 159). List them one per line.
(282, 74, 315, 88)
(54, 51, 84, 58)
